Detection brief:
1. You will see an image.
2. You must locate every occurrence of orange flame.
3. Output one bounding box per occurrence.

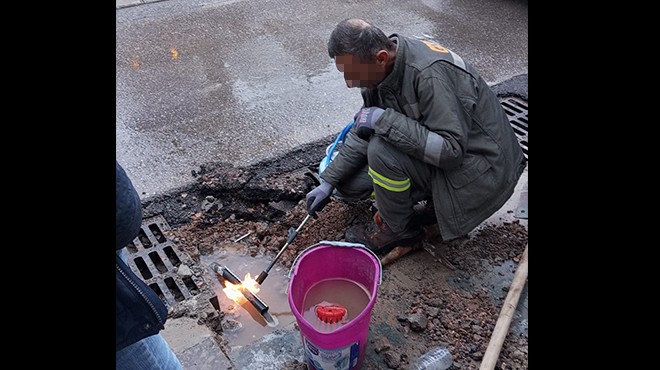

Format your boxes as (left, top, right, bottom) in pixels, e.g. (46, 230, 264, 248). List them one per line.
(222, 272, 260, 304)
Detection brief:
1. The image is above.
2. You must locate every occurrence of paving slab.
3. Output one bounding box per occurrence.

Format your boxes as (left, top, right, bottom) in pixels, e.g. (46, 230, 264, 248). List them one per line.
(162, 316, 232, 369)
(229, 324, 305, 369)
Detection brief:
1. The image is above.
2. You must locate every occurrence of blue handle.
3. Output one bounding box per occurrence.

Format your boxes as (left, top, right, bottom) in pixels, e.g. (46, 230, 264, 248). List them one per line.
(326, 120, 354, 165)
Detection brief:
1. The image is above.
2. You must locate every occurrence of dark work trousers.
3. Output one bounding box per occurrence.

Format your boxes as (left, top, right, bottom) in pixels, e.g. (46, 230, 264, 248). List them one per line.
(335, 136, 433, 233)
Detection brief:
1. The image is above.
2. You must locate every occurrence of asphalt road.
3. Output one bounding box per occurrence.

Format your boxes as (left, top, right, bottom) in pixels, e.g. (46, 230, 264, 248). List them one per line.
(116, 0, 528, 199)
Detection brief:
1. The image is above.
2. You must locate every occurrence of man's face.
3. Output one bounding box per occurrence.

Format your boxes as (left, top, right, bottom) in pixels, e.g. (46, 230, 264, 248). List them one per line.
(334, 55, 383, 89)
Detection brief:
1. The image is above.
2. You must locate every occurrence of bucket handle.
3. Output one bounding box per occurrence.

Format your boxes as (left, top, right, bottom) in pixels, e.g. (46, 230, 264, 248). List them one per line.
(288, 241, 383, 285)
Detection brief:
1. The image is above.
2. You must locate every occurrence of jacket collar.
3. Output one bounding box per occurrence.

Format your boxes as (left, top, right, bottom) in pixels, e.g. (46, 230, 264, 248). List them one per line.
(376, 34, 405, 91)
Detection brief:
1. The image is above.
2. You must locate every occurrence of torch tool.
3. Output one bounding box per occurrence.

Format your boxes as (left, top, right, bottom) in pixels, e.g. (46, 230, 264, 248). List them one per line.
(255, 214, 310, 285)
(210, 262, 269, 316)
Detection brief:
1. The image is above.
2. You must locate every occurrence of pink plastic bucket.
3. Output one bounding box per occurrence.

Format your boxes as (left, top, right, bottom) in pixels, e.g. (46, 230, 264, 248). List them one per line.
(288, 241, 382, 370)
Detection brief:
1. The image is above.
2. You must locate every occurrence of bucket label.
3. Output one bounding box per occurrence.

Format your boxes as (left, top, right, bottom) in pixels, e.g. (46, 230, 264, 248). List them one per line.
(304, 337, 359, 370)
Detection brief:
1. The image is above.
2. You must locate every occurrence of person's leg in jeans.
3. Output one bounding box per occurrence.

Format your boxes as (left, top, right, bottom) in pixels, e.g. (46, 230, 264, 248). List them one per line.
(115, 333, 183, 370)
(116, 249, 182, 370)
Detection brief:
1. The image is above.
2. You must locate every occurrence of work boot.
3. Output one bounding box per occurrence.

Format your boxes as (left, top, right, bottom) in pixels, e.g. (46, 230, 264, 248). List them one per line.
(374, 206, 441, 242)
(345, 218, 423, 256)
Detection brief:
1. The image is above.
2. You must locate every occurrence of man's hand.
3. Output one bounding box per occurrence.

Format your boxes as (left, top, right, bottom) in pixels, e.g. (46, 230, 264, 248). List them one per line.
(354, 107, 385, 140)
(305, 182, 334, 219)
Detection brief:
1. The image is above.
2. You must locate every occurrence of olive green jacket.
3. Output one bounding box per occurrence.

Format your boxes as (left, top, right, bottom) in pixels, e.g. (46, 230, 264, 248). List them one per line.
(323, 35, 525, 240)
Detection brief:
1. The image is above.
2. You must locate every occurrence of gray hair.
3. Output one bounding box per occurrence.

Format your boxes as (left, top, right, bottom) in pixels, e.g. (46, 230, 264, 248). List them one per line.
(327, 18, 394, 60)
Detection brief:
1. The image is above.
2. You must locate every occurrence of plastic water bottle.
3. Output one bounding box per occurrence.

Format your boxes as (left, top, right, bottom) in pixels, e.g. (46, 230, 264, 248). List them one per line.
(411, 346, 453, 370)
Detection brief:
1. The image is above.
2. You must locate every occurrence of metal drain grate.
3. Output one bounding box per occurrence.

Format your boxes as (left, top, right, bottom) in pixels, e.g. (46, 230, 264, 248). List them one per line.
(500, 97, 528, 161)
(125, 214, 201, 307)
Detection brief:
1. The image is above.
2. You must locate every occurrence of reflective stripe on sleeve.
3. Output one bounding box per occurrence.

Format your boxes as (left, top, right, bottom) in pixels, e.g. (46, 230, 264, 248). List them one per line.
(449, 50, 466, 70)
(423, 131, 445, 165)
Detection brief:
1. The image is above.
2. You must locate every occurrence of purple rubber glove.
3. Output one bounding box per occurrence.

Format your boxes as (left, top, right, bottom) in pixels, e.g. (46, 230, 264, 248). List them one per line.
(353, 107, 385, 140)
(305, 182, 334, 219)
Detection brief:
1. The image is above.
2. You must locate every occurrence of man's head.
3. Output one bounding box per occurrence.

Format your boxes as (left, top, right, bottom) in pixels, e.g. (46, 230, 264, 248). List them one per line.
(328, 19, 396, 89)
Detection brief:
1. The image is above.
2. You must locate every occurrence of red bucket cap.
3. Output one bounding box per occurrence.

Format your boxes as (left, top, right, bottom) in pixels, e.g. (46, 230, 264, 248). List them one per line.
(315, 303, 347, 324)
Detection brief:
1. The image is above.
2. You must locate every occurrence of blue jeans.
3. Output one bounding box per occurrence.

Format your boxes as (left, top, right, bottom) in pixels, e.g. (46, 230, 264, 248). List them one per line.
(116, 249, 183, 370)
(115, 333, 183, 370)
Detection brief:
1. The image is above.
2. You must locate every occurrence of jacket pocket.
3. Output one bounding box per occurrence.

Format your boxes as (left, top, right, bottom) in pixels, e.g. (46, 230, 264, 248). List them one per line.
(447, 155, 492, 188)
(446, 155, 495, 218)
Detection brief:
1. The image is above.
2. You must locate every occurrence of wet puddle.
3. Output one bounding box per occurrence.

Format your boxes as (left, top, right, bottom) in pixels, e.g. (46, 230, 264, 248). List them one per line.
(200, 243, 297, 347)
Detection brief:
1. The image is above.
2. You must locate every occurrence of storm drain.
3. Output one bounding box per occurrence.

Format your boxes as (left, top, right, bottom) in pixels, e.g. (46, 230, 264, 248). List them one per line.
(125, 214, 202, 308)
(500, 97, 528, 161)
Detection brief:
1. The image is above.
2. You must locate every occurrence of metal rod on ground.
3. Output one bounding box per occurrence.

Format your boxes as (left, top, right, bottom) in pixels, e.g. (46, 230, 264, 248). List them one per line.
(234, 231, 251, 243)
(255, 214, 311, 285)
(479, 244, 528, 370)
